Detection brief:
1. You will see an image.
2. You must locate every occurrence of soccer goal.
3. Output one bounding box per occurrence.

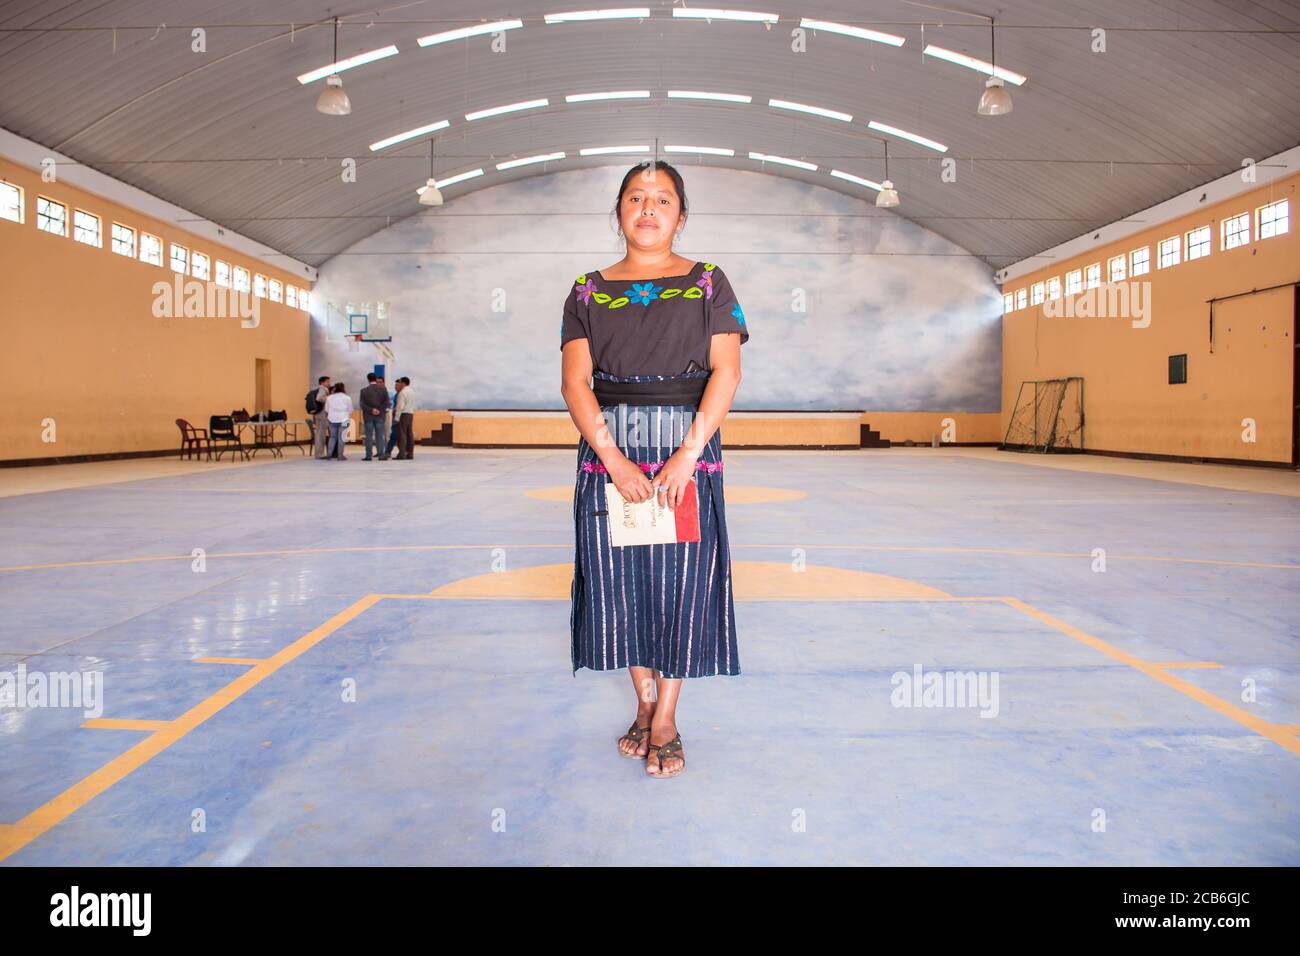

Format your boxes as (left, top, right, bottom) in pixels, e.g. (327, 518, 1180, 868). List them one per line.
(1001, 377, 1085, 453)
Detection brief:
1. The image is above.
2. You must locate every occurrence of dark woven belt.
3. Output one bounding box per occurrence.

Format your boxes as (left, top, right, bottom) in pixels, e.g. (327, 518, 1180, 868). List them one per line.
(592, 375, 709, 407)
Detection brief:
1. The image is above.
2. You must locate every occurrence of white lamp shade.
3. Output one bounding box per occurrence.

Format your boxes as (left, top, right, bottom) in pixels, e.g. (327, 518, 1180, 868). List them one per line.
(417, 179, 444, 206)
(316, 75, 352, 115)
(875, 180, 900, 207)
(977, 76, 1013, 116)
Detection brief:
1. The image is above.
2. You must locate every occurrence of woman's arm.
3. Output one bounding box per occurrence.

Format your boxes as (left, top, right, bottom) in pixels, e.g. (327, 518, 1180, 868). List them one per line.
(677, 333, 742, 462)
(561, 337, 622, 466)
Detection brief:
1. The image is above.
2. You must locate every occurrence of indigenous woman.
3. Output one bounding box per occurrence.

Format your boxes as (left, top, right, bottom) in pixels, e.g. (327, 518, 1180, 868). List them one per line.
(560, 161, 750, 778)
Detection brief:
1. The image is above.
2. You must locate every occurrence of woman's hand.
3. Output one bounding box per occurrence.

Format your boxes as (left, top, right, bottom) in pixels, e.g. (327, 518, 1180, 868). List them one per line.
(653, 448, 697, 510)
(606, 455, 654, 503)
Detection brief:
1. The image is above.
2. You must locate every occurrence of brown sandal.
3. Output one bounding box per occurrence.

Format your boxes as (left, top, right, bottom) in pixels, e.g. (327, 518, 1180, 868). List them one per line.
(617, 721, 651, 759)
(645, 733, 685, 777)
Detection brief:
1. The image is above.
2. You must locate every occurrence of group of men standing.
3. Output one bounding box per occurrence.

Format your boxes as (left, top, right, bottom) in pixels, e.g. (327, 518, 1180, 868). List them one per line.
(310, 372, 416, 461)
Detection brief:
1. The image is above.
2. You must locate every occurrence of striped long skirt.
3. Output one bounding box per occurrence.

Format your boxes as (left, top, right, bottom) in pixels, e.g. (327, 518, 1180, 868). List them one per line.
(570, 369, 741, 678)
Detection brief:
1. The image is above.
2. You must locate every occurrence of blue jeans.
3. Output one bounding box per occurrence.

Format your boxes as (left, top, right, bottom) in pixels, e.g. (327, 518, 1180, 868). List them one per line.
(363, 414, 387, 459)
(328, 421, 347, 458)
(385, 419, 400, 457)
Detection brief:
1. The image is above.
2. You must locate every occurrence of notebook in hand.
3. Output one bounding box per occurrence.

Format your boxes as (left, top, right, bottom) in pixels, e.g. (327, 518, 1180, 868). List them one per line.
(604, 479, 701, 547)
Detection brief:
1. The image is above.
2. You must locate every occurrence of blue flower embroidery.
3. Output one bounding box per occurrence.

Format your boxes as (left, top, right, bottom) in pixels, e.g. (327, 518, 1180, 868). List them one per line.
(626, 282, 663, 306)
(732, 302, 746, 326)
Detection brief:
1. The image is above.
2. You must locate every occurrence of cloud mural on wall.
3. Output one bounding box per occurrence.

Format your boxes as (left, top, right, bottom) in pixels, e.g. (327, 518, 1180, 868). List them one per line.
(309, 164, 1002, 410)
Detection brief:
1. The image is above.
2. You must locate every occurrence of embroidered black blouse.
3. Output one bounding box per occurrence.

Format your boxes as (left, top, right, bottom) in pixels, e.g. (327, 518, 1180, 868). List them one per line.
(560, 260, 749, 376)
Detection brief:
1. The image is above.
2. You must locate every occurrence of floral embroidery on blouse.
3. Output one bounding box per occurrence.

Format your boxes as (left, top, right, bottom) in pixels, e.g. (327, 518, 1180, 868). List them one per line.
(698, 263, 715, 299)
(574, 275, 597, 304)
(626, 281, 663, 306)
(581, 459, 723, 475)
(732, 302, 746, 326)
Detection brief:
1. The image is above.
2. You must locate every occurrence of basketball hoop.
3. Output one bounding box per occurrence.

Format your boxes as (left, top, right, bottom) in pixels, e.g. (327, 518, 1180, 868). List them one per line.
(347, 334, 361, 353)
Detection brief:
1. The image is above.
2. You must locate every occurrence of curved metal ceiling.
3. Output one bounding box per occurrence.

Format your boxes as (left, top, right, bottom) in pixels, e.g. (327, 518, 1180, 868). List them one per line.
(1, 0, 1297, 270)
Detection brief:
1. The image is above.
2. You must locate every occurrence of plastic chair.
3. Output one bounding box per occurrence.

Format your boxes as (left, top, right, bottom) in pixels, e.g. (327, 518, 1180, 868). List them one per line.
(175, 419, 210, 461)
(209, 415, 248, 461)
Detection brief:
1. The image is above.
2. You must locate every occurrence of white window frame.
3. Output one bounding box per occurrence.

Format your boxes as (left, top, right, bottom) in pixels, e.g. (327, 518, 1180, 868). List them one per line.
(111, 222, 136, 257)
(1065, 269, 1082, 295)
(1046, 276, 1061, 300)
(1107, 254, 1126, 282)
(1015, 288, 1027, 310)
(1002, 293, 1014, 314)
(1157, 236, 1181, 269)
(1221, 212, 1250, 251)
(269, 279, 283, 303)
(286, 285, 299, 308)
(1130, 246, 1150, 277)
(253, 273, 267, 298)
(170, 243, 189, 274)
(1030, 282, 1045, 306)
(139, 231, 163, 266)
(1257, 199, 1289, 240)
(234, 266, 251, 293)
(299, 289, 311, 312)
(37, 196, 67, 236)
(73, 209, 102, 247)
(0, 180, 22, 223)
(191, 251, 211, 280)
(1185, 225, 1210, 261)
(1084, 263, 1101, 290)
(215, 259, 231, 287)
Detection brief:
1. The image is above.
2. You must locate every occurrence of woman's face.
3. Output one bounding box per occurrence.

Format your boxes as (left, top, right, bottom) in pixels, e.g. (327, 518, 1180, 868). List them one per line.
(619, 168, 684, 251)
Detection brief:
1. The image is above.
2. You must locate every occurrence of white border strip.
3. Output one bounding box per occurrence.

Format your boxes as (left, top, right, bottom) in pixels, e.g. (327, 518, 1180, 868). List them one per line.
(0, 126, 317, 282)
(996, 144, 1300, 284)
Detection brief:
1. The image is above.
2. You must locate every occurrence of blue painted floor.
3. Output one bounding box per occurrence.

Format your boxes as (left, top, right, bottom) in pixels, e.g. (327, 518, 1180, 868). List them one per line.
(1, 449, 1297, 865)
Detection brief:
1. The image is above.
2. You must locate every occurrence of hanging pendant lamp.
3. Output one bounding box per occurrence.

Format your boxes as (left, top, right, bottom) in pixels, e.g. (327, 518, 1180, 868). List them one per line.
(875, 140, 899, 208)
(316, 18, 353, 115)
(977, 19, 1013, 116)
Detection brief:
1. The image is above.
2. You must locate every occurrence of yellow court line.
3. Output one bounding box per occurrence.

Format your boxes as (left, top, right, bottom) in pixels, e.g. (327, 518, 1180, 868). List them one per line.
(1000, 596, 1300, 757)
(0, 594, 382, 864)
(1151, 662, 1224, 670)
(1, 543, 1295, 574)
(194, 657, 266, 665)
(82, 719, 171, 731)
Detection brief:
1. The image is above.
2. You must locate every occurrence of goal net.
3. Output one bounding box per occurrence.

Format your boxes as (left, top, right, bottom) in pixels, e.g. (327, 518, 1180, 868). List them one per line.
(1001, 377, 1084, 453)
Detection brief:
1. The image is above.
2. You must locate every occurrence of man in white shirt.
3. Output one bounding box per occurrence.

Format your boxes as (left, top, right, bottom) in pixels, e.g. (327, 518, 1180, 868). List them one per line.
(323, 383, 354, 460)
(394, 376, 416, 460)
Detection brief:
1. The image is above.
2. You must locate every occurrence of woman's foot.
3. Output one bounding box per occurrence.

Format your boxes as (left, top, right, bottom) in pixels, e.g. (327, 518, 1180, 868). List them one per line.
(618, 704, 655, 758)
(645, 722, 684, 777)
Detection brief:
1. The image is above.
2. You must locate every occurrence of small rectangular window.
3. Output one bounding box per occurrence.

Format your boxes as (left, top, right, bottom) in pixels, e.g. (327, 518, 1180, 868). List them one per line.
(299, 289, 311, 312)
(111, 223, 136, 257)
(1158, 236, 1180, 268)
(139, 232, 163, 266)
(73, 209, 102, 247)
(1221, 212, 1250, 250)
(269, 279, 283, 303)
(1065, 269, 1082, 295)
(253, 273, 267, 298)
(0, 180, 22, 223)
(1046, 276, 1061, 300)
(1257, 199, 1289, 239)
(1030, 282, 1045, 306)
(215, 260, 231, 287)
(234, 266, 250, 292)
(1107, 255, 1126, 282)
(1002, 293, 1014, 314)
(192, 251, 211, 280)
(37, 197, 67, 236)
(1185, 225, 1210, 261)
(1130, 246, 1150, 276)
(1015, 288, 1027, 310)
(286, 285, 299, 308)
(1085, 263, 1101, 289)
(170, 243, 189, 274)
(1168, 354, 1187, 385)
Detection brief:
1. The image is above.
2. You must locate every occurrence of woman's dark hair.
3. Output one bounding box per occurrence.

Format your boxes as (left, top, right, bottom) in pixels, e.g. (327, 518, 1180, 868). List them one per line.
(333, 383, 346, 393)
(612, 160, 688, 239)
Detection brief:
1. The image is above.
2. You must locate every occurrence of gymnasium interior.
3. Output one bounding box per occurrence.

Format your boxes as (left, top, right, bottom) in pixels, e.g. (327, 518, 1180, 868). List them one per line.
(1, 1, 1297, 867)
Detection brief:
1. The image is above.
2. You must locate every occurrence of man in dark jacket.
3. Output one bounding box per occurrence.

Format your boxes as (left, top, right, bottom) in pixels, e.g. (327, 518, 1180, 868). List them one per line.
(359, 372, 391, 461)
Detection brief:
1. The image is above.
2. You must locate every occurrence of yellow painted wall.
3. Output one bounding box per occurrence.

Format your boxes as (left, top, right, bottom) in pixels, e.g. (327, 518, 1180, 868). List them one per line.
(0, 156, 311, 462)
(1002, 174, 1297, 463)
